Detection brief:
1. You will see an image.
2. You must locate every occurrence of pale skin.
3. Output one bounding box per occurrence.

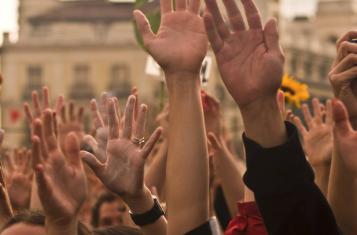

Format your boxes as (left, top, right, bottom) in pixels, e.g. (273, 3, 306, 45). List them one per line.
(204, 0, 286, 147)
(293, 99, 333, 196)
(81, 96, 166, 235)
(135, 0, 209, 234)
(208, 132, 244, 217)
(31, 110, 88, 235)
(328, 31, 357, 235)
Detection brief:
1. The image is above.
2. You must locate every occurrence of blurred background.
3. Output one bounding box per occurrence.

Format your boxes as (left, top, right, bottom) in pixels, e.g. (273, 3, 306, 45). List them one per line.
(0, 0, 352, 150)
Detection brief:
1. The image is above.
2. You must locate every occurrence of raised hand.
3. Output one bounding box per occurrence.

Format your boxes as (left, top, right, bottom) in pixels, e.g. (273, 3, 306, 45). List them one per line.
(31, 110, 88, 228)
(204, 0, 284, 109)
(293, 99, 333, 167)
(5, 149, 32, 210)
(332, 100, 357, 175)
(81, 96, 162, 201)
(329, 31, 357, 124)
(58, 101, 85, 152)
(24, 87, 63, 133)
(134, 0, 208, 76)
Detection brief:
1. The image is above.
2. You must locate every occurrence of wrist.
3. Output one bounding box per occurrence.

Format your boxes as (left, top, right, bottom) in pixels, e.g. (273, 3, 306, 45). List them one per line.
(124, 187, 154, 214)
(240, 97, 287, 148)
(164, 71, 200, 92)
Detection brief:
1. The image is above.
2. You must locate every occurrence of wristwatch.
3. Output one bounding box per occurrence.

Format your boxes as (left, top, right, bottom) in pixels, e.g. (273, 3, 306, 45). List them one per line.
(129, 197, 165, 226)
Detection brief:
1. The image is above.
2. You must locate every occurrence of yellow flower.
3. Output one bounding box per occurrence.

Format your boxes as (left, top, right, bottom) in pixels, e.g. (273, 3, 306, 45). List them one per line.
(280, 74, 310, 108)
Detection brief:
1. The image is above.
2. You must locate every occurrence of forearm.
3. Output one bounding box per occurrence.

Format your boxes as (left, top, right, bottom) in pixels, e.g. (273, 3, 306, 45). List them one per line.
(328, 147, 357, 235)
(145, 141, 168, 196)
(216, 154, 244, 216)
(166, 74, 209, 234)
(126, 187, 167, 235)
(313, 164, 330, 196)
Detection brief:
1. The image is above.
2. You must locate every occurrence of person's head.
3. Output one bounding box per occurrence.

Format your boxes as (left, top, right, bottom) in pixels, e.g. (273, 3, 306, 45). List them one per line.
(93, 225, 143, 235)
(1, 211, 91, 235)
(91, 193, 133, 228)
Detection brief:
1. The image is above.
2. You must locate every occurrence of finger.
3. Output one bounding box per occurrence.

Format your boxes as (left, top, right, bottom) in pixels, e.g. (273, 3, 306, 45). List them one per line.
(24, 150, 32, 175)
(160, 0, 172, 13)
(33, 119, 49, 160)
(52, 112, 58, 137)
(336, 41, 357, 64)
(42, 87, 50, 108)
(325, 100, 333, 126)
(277, 90, 285, 117)
(90, 99, 104, 129)
(55, 96, 64, 115)
(64, 133, 81, 167)
(175, 0, 186, 11)
(133, 10, 156, 47)
(61, 105, 67, 123)
(80, 151, 105, 176)
(100, 92, 109, 125)
(113, 97, 121, 122)
(208, 132, 222, 151)
(189, 0, 201, 14)
(330, 66, 357, 87)
(292, 116, 307, 136)
(330, 53, 357, 74)
(222, 0, 245, 31)
(336, 31, 357, 51)
(302, 104, 314, 129)
(312, 98, 322, 124)
(131, 87, 139, 121)
(108, 99, 120, 140)
(264, 18, 282, 55)
(204, 0, 230, 39)
(203, 13, 224, 53)
(69, 102, 75, 121)
(31, 136, 43, 169)
(32, 91, 42, 118)
(35, 164, 55, 208)
(23, 103, 34, 124)
(142, 127, 162, 158)
(241, 0, 263, 29)
(77, 106, 84, 122)
(122, 96, 136, 139)
(333, 99, 353, 137)
(43, 110, 58, 152)
(81, 135, 98, 154)
(133, 104, 148, 141)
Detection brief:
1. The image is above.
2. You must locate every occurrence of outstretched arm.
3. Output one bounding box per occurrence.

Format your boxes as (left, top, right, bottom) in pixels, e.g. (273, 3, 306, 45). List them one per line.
(135, 0, 210, 234)
(204, 0, 339, 234)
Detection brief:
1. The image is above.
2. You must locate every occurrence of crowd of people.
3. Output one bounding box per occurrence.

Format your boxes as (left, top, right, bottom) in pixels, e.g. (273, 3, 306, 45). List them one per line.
(0, 0, 356, 234)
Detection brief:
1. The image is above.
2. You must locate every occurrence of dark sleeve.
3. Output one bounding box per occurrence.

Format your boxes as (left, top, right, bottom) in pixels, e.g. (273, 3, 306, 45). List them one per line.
(184, 221, 212, 235)
(242, 122, 340, 235)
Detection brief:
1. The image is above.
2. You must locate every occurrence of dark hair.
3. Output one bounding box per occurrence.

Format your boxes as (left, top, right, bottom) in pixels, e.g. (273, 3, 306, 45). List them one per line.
(91, 192, 118, 228)
(93, 225, 143, 235)
(1, 211, 91, 235)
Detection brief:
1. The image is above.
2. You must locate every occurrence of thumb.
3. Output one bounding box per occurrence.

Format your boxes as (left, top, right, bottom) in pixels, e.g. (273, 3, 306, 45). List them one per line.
(264, 18, 281, 55)
(133, 10, 156, 48)
(332, 99, 353, 137)
(80, 151, 104, 176)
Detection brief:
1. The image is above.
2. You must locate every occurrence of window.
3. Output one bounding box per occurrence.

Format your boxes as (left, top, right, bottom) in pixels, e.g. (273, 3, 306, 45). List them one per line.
(108, 64, 131, 98)
(22, 65, 43, 100)
(69, 64, 94, 100)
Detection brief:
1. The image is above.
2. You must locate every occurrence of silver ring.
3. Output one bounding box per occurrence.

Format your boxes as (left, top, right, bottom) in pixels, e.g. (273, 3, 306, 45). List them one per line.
(132, 137, 145, 146)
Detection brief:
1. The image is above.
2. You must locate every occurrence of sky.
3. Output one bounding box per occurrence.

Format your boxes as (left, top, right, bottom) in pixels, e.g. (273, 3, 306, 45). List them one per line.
(0, 0, 317, 42)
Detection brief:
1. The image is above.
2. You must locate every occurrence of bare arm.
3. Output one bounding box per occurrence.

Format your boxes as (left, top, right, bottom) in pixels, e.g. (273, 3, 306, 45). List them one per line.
(134, 0, 209, 233)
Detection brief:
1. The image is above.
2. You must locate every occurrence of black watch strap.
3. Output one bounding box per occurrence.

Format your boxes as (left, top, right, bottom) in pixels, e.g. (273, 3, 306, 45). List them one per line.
(129, 197, 165, 226)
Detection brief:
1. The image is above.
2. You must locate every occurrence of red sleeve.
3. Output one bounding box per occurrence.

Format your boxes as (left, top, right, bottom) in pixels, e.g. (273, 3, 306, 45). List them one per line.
(225, 201, 268, 235)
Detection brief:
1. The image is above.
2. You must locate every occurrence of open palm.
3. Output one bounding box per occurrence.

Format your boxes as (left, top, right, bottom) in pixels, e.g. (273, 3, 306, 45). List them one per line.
(32, 110, 87, 223)
(82, 96, 162, 200)
(204, 0, 284, 108)
(134, 0, 208, 75)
